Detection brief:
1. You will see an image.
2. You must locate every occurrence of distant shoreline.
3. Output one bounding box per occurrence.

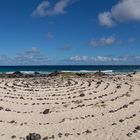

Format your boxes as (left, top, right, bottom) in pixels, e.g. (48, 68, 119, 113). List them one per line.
(0, 70, 138, 78)
(0, 65, 139, 75)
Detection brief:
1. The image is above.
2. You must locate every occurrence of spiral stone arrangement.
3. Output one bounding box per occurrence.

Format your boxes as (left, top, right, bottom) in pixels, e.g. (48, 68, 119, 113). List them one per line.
(0, 74, 140, 140)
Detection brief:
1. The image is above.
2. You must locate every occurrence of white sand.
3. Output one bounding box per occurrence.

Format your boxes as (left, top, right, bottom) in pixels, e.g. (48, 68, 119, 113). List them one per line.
(0, 74, 140, 140)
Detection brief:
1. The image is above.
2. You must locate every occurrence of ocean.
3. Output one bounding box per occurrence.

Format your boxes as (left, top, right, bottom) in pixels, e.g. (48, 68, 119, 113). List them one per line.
(0, 65, 140, 74)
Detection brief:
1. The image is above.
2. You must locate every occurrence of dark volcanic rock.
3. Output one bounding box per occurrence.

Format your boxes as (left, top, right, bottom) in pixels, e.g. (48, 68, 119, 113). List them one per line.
(9, 71, 23, 78)
(132, 71, 137, 75)
(0, 72, 47, 78)
(135, 126, 140, 130)
(79, 93, 85, 97)
(76, 73, 86, 77)
(20, 96, 24, 100)
(26, 133, 41, 140)
(48, 71, 59, 77)
(43, 109, 50, 114)
(0, 73, 8, 78)
(11, 135, 16, 139)
(13, 71, 22, 75)
(0, 106, 3, 110)
(94, 71, 106, 77)
(127, 74, 133, 77)
(34, 72, 40, 75)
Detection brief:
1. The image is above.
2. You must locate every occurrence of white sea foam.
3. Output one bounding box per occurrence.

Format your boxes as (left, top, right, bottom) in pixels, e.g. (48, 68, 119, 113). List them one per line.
(61, 70, 113, 74)
(4, 71, 50, 74)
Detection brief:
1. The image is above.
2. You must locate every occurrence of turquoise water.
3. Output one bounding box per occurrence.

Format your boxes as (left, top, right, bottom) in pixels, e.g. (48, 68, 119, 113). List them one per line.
(0, 65, 139, 74)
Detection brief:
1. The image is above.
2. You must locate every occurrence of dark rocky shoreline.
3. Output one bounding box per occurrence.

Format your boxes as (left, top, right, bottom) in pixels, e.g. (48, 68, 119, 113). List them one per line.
(0, 71, 47, 78)
(0, 71, 108, 78)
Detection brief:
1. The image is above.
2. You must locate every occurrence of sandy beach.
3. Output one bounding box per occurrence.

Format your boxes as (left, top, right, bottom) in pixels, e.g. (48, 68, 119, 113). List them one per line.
(0, 73, 140, 140)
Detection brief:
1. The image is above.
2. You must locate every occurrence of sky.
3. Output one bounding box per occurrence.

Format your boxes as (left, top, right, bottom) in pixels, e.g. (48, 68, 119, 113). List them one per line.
(0, 0, 140, 65)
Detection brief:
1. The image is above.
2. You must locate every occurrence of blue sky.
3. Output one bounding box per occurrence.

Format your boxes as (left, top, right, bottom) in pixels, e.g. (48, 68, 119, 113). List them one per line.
(0, 0, 140, 65)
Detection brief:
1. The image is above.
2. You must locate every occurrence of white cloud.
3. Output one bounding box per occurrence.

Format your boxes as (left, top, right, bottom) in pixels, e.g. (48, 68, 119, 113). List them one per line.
(91, 56, 113, 62)
(90, 36, 116, 47)
(70, 56, 88, 61)
(98, 12, 115, 27)
(112, 0, 140, 22)
(68, 55, 140, 64)
(0, 48, 49, 65)
(32, 1, 50, 17)
(15, 48, 49, 65)
(135, 56, 140, 60)
(32, 0, 75, 17)
(98, 0, 140, 27)
(91, 56, 127, 62)
(0, 55, 14, 65)
(31, 47, 38, 52)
